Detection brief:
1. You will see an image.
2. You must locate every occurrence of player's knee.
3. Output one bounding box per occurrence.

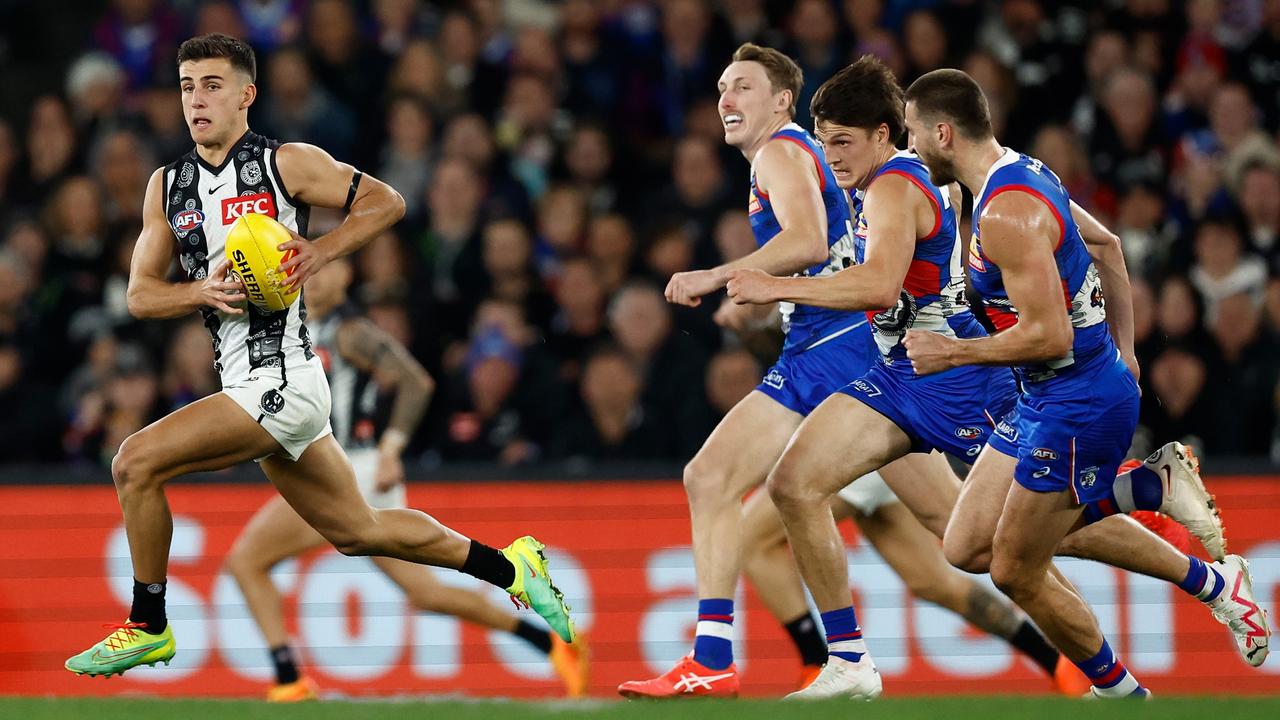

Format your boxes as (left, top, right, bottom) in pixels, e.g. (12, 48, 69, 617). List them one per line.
(943, 531, 992, 574)
(224, 545, 264, 581)
(988, 552, 1035, 601)
(111, 434, 156, 494)
(682, 456, 728, 507)
(765, 458, 809, 510)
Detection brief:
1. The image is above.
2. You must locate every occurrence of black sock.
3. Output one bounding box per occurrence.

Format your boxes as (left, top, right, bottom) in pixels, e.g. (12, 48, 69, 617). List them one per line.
(130, 579, 167, 634)
(1010, 620, 1060, 676)
(460, 541, 516, 589)
(271, 644, 300, 685)
(784, 612, 828, 667)
(512, 619, 553, 655)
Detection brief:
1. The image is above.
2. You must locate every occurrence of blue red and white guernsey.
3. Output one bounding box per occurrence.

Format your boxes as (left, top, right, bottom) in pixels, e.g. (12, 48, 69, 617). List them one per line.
(851, 151, 988, 373)
(837, 151, 1017, 460)
(747, 123, 862, 354)
(968, 149, 1114, 385)
(971, 148, 1140, 504)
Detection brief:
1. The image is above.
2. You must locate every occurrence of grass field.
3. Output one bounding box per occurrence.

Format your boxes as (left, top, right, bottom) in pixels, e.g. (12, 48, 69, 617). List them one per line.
(5, 696, 1280, 720)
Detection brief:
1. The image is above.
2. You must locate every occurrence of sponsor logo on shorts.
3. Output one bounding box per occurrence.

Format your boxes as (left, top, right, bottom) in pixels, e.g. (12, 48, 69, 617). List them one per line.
(1032, 447, 1059, 461)
(1032, 466, 1052, 479)
(763, 368, 785, 390)
(849, 378, 881, 397)
(995, 419, 1017, 441)
(955, 426, 983, 440)
(966, 444, 982, 457)
(1079, 465, 1100, 488)
(259, 389, 285, 415)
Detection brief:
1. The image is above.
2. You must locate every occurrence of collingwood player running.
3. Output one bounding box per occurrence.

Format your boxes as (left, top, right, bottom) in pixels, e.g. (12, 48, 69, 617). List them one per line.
(66, 34, 574, 679)
(226, 259, 587, 701)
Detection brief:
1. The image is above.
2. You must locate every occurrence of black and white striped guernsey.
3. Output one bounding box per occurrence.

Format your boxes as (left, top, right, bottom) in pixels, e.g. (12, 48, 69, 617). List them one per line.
(163, 131, 315, 385)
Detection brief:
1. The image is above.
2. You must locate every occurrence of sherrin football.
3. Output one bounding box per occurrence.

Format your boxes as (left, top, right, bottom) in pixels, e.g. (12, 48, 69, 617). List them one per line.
(224, 212, 300, 312)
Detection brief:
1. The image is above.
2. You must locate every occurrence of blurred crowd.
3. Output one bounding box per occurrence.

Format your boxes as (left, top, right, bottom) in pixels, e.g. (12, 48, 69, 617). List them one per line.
(1, 0, 1279, 467)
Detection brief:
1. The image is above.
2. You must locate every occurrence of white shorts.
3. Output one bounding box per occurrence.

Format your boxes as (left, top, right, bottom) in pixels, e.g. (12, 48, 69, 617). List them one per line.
(835, 470, 899, 516)
(348, 446, 407, 509)
(222, 363, 332, 462)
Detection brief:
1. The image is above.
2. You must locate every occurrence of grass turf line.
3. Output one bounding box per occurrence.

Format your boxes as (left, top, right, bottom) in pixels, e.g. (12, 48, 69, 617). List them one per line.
(5, 697, 1280, 720)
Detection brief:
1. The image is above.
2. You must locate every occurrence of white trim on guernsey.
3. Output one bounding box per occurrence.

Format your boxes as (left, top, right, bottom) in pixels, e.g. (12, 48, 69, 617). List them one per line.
(804, 319, 869, 352)
(975, 146, 1017, 205)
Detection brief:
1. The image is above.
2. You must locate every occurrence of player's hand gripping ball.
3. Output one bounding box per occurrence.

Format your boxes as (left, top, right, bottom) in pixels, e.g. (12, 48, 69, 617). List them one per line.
(224, 213, 301, 311)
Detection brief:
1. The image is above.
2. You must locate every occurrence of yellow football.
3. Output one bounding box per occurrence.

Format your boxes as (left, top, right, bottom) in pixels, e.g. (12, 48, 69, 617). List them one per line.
(224, 213, 301, 312)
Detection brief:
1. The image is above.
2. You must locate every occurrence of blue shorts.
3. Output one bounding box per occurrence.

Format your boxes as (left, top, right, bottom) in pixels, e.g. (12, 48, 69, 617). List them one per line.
(987, 352, 1140, 504)
(756, 320, 873, 416)
(839, 362, 1018, 460)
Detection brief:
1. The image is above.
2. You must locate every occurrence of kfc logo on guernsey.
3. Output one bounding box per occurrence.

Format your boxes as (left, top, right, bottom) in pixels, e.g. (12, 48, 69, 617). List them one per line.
(222, 192, 277, 224)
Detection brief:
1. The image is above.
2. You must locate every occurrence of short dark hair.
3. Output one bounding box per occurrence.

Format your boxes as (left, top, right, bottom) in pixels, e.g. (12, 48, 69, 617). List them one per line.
(811, 55, 904, 141)
(177, 33, 256, 82)
(904, 69, 992, 140)
(732, 43, 803, 117)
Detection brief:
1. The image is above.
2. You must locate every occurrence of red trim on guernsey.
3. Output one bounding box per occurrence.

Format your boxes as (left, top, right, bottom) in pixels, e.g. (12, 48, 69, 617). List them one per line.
(827, 631, 863, 641)
(987, 307, 1019, 331)
(698, 614, 734, 623)
(903, 259, 942, 298)
(984, 185, 1066, 250)
(878, 169, 942, 239)
(1096, 498, 1118, 517)
(773, 135, 827, 192)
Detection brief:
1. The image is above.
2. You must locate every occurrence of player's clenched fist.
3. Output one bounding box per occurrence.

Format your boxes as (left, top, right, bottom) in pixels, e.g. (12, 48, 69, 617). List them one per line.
(725, 268, 776, 305)
(903, 329, 957, 376)
(665, 268, 725, 307)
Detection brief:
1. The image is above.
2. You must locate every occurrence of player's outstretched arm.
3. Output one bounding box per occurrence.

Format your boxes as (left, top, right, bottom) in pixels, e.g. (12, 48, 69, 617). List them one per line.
(274, 142, 406, 291)
(1071, 200, 1137, 379)
(726, 173, 917, 310)
(127, 168, 247, 319)
(336, 317, 435, 490)
(904, 192, 1071, 374)
(665, 140, 827, 306)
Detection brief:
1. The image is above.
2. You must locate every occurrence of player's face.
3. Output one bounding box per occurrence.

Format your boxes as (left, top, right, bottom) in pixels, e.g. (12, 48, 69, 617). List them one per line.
(179, 58, 254, 146)
(814, 120, 885, 191)
(717, 61, 788, 150)
(904, 101, 957, 186)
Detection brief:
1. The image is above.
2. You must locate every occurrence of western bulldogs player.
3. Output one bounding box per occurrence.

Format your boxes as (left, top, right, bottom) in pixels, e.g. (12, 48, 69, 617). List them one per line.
(900, 69, 1268, 694)
(66, 34, 573, 679)
(226, 259, 588, 701)
(727, 57, 1083, 696)
(618, 44, 962, 699)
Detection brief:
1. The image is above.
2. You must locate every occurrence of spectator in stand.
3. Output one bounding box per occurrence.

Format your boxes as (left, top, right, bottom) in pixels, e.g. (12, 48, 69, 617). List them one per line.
(901, 10, 948, 86)
(1190, 216, 1269, 316)
(1235, 161, 1280, 270)
(258, 45, 358, 161)
(547, 256, 608, 381)
(551, 346, 667, 462)
(1237, 0, 1280, 131)
(788, 0, 845, 128)
(481, 218, 555, 331)
(532, 185, 587, 282)
(90, 130, 153, 228)
(92, 0, 180, 91)
(1091, 67, 1165, 193)
(16, 97, 81, 209)
(559, 123, 620, 216)
(1115, 181, 1179, 277)
(0, 336, 61, 461)
(653, 135, 732, 268)
(587, 214, 638, 296)
(1205, 292, 1279, 454)
(608, 282, 711, 458)
(377, 94, 435, 222)
(704, 346, 762, 419)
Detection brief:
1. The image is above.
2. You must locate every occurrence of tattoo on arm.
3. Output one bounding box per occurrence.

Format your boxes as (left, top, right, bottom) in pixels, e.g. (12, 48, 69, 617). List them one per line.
(963, 582, 1024, 639)
(337, 319, 434, 443)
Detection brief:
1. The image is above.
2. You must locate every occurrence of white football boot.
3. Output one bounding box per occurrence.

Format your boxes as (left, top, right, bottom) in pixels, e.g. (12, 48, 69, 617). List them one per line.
(784, 655, 882, 700)
(1146, 442, 1226, 561)
(1206, 554, 1271, 667)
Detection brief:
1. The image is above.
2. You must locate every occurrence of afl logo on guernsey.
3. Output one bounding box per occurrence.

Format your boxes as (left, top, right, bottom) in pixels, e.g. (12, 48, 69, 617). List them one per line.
(171, 209, 204, 235)
(222, 191, 277, 224)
